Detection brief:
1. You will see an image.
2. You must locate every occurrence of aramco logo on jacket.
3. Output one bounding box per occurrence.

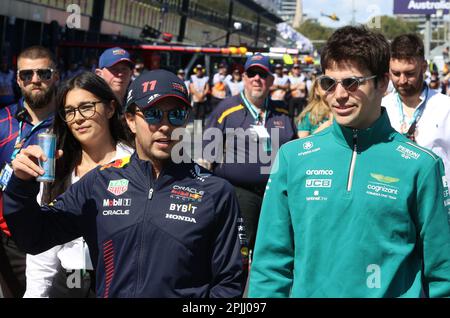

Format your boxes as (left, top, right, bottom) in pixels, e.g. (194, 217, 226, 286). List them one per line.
(108, 179, 129, 196)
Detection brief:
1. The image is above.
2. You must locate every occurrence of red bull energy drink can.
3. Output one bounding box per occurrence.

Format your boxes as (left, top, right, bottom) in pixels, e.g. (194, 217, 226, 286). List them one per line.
(37, 132, 56, 182)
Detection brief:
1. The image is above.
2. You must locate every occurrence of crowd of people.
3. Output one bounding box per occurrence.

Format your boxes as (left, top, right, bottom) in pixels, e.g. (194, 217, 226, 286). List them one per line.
(0, 24, 449, 298)
(171, 60, 316, 125)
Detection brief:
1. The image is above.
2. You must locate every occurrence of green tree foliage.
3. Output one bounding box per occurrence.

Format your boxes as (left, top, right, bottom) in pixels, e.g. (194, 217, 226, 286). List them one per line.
(378, 16, 419, 40)
(296, 19, 334, 41)
(296, 16, 419, 42)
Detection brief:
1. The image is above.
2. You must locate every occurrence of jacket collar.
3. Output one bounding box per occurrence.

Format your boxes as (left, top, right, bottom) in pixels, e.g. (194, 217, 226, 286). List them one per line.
(130, 152, 193, 184)
(14, 98, 28, 121)
(13, 98, 55, 126)
(331, 107, 397, 151)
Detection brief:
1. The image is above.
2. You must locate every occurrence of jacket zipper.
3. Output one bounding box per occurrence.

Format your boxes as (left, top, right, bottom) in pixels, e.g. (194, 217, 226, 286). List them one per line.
(347, 130, 358, 192)
(135, 184, 154, 295)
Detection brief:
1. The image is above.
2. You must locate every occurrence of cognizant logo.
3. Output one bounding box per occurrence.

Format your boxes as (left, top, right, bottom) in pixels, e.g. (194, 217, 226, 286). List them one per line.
(306, 169, 334, 176)
(367, 184, 398, 195)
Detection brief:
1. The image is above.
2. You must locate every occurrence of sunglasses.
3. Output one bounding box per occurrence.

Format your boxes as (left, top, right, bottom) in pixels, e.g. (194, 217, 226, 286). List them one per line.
(246, 69, 270, 79)
(142, 108, 188, 126)
(318, 75, 377, 93)
(17, 68, 55, 82)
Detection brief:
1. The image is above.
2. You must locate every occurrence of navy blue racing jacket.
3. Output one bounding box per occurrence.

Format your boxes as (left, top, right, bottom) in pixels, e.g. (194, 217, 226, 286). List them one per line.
(3, 153, 248, 298)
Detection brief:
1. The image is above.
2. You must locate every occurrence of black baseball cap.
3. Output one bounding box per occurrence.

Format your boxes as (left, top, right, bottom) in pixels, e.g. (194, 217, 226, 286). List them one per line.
(125, 69, 191, 111)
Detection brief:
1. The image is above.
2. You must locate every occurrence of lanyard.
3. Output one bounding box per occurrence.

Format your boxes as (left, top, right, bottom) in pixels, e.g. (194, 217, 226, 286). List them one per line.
(10, 119, 46, 161)
(240, 92, 272, 153)
(396, 85, 428, 130)
(240, 92, 268, 126)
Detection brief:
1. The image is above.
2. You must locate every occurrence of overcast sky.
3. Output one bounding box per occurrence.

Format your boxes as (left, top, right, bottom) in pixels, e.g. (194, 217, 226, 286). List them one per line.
(303, 0, 394, 27)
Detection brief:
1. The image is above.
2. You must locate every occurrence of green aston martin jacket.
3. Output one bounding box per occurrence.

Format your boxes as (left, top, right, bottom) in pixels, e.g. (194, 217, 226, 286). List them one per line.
(249, 109, 450, 298)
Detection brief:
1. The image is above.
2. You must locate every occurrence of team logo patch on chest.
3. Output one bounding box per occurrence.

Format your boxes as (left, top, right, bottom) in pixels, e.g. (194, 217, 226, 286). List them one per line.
(396, 145, 420, 160)
(166, 203, 198, 223)
(303, 169, 333, 201)
(170, 185, 204, 202)
(366, 173, 400, 200)
(107, 179, 129, 196)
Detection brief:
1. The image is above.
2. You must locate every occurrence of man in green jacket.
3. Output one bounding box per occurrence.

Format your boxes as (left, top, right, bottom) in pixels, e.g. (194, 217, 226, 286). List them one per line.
(248, 26, 450, 298)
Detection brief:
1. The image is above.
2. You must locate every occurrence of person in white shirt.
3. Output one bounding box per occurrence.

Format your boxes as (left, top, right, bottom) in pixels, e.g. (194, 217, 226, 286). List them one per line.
(288, 64, 308, 117)
(225, 68, 244, 97)
(270, 64, 290, 103)
(189, 64, 209, 122)
(382, 34, 450, 183)
(24, 72, 133, 298)
(211, 63, 231, 112)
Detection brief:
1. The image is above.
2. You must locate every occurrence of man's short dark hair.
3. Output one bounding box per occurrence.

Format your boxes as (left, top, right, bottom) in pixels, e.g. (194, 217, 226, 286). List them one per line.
(390, 34, 425, 61)
(321, 25, 390, 84)
(18, 45, 57, 69)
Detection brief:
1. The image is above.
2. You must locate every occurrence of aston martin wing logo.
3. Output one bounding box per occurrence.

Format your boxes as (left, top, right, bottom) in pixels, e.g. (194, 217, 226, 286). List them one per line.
(370, 173, 400, 184)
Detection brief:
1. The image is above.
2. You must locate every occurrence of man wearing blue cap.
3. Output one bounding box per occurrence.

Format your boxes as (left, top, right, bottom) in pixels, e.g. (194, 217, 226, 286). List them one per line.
(2, 69, 248, 297)
(201, 53, 297, 256)
(95, 47, 134, 106)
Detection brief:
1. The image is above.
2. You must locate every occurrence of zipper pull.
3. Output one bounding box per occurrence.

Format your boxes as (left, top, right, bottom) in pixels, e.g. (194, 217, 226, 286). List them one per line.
(148, 188, 154, 200)
(352, 129, 358, 150)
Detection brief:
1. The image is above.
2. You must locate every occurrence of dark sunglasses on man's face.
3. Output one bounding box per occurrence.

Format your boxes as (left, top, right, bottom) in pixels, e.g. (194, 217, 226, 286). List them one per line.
(143, 108, 188, 126)
(246, 69, 270, 79)
(318, 75, 377, 93)
(17, 68, 55, 82)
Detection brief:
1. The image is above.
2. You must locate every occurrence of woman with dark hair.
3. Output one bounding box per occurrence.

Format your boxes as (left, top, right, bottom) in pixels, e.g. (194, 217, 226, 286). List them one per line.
(24, 71, 133, 298)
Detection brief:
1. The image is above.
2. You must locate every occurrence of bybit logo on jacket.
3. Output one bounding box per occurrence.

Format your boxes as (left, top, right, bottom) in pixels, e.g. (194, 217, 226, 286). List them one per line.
(366, 173, 399, 200)
(169, 203, 197, 214)
(166, 202, 198, 223)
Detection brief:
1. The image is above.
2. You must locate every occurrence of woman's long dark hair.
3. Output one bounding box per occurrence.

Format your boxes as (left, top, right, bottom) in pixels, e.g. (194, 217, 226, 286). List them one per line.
(42, 71, 132, 204)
